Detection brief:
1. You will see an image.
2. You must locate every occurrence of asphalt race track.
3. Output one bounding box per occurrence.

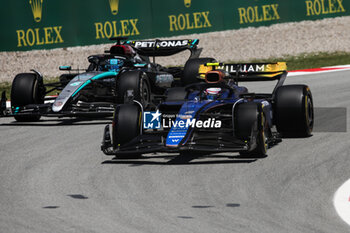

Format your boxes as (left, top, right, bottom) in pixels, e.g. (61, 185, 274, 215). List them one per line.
(0, 70, 350, 233)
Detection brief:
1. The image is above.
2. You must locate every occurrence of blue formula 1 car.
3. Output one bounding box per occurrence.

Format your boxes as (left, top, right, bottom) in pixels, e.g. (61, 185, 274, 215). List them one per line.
(0, 37, 215, 121)
(101, 62, 314, 158)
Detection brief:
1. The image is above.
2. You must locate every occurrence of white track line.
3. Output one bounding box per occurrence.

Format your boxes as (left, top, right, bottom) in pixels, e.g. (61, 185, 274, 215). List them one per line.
(325, 65, 350, 69)
(334, 179, 350, 226)
(288, 65, 350, 77)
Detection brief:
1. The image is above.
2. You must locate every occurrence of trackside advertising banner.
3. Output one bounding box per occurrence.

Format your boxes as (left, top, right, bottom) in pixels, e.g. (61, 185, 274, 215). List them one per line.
(0, 0, 349, 51)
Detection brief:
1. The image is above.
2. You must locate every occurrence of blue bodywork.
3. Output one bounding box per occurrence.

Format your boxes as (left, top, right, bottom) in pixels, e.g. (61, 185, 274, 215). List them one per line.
(164, 84, 273, 148)
(100, 62, 288, 156)
(101, 81, 275, 155)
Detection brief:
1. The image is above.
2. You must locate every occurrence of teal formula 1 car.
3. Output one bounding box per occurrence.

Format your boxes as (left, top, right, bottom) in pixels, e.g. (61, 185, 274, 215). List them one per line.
(1, 38, 215, 121)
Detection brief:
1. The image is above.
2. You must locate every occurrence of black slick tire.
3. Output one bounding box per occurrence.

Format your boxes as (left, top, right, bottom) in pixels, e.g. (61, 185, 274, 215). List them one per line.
(274, 85, 314, 137)
(112, 104, 142, 158)
(117, 71, 150, 108)
(11, 73, 44, 122)
(235, 102, 268, 158)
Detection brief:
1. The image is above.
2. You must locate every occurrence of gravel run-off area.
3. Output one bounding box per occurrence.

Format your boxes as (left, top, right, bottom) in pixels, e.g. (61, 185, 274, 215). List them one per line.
(0, 16, 349, 82)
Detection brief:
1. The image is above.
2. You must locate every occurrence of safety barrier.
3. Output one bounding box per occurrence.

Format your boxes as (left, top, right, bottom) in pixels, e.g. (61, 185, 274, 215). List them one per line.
(0, 0, 348, 51)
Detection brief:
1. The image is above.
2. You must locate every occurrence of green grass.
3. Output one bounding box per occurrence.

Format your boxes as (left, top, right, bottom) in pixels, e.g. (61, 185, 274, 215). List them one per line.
(0, 82, 11, 100)
(44, 77, 60, 97)
(1, 52, 350, 100)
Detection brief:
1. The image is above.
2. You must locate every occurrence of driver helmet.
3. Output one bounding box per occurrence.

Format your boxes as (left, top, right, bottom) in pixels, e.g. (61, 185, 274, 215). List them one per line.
(204, 87, 221, 100)
(109, 45, 136, 58)
(105, 58, 124, 72)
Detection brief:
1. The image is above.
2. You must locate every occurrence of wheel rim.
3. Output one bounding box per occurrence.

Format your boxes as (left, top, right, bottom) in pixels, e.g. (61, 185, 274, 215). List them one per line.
(261, 113, 268, 153)
(140, 78, 150, 107)
(305, 95, 314, 129)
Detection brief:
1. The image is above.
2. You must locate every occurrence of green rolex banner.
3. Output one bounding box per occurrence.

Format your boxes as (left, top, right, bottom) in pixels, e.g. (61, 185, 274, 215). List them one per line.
(0, 0, 348, 51)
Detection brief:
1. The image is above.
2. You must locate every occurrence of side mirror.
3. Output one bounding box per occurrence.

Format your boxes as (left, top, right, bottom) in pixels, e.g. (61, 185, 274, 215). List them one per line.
(88, 56, 99, 65)
(59, 66, 71, 71)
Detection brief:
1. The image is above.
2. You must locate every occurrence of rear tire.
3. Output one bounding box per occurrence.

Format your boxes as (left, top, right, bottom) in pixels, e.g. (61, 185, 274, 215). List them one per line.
(274, 85, 314, 137)
(117, 71, 150, 108)
(11, 73, 45, 122)
(112, 104, 142, 158)
(182, 57, 216, 86)
(234, 102, 268, 158)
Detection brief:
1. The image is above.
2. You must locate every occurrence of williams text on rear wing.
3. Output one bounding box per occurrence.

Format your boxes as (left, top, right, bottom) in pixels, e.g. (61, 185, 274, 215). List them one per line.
(199, 62, 287, 81)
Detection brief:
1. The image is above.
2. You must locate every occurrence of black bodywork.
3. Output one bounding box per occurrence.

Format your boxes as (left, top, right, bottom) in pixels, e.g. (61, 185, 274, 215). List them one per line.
(0, 38, 203, 119)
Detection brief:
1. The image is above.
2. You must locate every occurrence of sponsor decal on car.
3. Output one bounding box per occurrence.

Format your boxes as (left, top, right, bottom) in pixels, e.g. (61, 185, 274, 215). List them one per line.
(70, 81, 82, 87)
(134, 40, 189, 48)
(179, 114, 192, 120)
(199, 62, 287, 77)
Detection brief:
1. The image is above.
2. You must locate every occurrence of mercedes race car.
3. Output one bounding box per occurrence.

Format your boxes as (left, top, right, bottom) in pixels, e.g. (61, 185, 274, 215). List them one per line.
(0, 37, 215, 121)
(101, 62, 314, 158)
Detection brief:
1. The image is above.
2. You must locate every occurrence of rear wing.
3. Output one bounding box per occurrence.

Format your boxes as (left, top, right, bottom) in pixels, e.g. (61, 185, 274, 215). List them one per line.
(199, 62, 287, 81)
(199, 62, 288, 96)
(124, 39, 201, 58)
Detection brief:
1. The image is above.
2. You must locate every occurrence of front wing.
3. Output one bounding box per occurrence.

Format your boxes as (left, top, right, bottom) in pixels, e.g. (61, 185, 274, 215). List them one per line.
(100, 125, 282, 156)
(1, 102, 115, 118)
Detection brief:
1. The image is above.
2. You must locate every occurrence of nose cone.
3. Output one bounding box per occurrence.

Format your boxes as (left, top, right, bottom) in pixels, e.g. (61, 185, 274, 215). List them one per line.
(52, 101, 64, 112)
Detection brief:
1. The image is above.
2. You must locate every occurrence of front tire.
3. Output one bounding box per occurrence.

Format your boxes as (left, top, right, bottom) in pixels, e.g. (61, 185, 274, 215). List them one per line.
(11, 73, 45, 122)
(112, 104, 142, 158)
(234, 102, 268, 158)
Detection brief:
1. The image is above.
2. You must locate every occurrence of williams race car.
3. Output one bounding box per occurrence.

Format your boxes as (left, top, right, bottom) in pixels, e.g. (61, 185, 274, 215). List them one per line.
(0, 38, 215, 121)
(101, 62, 314, 158)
